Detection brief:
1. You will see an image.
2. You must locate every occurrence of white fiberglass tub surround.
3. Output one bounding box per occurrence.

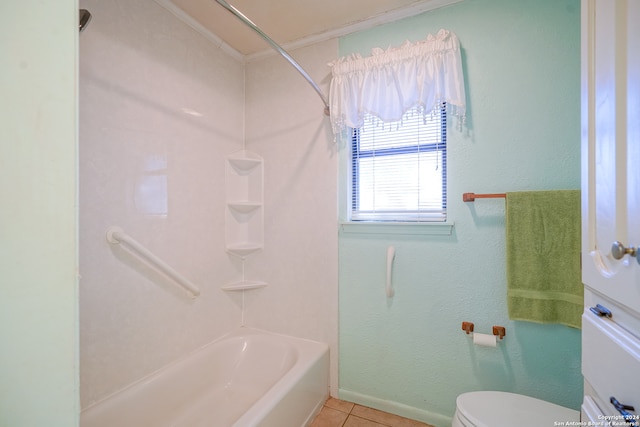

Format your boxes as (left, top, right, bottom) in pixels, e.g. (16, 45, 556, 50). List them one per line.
(81, 328, 329, 427)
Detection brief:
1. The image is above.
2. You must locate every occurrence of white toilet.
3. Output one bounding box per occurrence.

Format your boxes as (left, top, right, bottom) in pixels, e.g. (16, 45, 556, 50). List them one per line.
(452, 391, 580, 427)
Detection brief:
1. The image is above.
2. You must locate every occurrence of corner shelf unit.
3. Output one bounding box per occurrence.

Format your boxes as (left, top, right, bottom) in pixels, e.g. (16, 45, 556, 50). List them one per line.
(223, 150, 267, 292)
(225, 150, 264, 259)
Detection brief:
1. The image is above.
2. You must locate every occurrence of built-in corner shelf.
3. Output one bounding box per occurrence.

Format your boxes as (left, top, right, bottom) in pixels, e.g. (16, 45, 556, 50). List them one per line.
(227, 201, 262, 214)
(225, 243, 262, 258)
(224, 150, 265, 291)
(225, 150, 263, 256)
(221, 280, 268, 291)
(227, 156, 262, 172)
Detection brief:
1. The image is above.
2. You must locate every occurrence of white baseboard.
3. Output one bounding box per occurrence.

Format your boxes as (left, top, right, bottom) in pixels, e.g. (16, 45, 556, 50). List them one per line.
(337, 389, 452, 427)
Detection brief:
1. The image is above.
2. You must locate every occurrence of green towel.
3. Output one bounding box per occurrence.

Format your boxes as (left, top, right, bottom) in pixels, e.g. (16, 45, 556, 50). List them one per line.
(506, 190, 582, 329)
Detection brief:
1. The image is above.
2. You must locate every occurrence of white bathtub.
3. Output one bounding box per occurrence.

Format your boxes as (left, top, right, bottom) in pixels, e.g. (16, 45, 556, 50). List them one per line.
(81, 328, 329, 427)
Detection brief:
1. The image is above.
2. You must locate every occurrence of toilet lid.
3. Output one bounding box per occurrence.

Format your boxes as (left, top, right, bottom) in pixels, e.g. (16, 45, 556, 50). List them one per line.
(456, 391, 579, 427)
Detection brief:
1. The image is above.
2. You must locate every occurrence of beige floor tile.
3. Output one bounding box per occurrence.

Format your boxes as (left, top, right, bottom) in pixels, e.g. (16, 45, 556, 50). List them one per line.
(343, 415, 388, 427)
(351, 405, 434, 427)
(325, 397, 356, 414)
(309, 406, 349, 427)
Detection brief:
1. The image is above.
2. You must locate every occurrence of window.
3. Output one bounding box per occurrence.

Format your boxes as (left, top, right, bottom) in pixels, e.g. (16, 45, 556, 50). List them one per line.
(349, 104, 447, 222)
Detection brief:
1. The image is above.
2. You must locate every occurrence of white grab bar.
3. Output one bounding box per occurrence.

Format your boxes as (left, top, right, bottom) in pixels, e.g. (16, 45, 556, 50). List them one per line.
(386, 246, 395, 298)
(106, 226, 200, 298)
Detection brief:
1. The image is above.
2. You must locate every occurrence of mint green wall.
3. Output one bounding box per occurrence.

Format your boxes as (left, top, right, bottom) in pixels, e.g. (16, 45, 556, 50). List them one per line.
(338, 0, 581, 425)
(0, 1, 79, 426)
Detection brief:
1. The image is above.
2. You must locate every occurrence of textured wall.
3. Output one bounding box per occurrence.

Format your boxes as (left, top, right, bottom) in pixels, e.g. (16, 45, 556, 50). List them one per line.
(79, 0, 245, 407)
(338, 0, 582, 425)
(0, 1, 79, 425)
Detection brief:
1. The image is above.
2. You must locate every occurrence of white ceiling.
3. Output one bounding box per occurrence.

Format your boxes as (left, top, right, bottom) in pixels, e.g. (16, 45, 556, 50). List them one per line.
(157, 0, 461, 58)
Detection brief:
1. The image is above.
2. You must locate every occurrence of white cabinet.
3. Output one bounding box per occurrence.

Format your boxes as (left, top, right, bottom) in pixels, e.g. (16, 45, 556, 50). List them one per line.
(581, 0, 640, 423)
(224, 150, 267, 291)
(581, 0, 640, 312)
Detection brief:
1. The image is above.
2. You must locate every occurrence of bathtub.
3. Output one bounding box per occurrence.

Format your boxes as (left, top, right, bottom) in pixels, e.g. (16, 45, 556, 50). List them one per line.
(80, 328, 329, 427)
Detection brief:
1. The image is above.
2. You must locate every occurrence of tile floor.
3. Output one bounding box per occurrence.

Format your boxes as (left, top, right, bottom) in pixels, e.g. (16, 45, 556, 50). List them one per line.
(310, 397, 435, 427)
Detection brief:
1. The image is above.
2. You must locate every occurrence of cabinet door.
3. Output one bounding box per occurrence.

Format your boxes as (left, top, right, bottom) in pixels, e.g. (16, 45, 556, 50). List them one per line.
(581, 0, 640, 313)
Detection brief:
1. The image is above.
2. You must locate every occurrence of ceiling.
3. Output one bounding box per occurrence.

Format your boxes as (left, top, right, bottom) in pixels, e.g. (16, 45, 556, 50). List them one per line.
(157, 0, 460, 57)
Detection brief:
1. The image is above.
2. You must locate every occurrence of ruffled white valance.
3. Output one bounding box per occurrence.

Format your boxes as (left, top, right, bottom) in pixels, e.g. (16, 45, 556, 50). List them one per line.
(328, 29, 466, 134)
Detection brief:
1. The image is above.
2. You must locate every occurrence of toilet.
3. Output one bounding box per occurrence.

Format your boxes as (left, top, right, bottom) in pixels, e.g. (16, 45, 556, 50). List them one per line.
(452, 391, 580, 427)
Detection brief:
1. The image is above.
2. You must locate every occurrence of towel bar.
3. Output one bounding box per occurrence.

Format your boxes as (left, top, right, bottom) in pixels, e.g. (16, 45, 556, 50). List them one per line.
(462, 192, 506, 202)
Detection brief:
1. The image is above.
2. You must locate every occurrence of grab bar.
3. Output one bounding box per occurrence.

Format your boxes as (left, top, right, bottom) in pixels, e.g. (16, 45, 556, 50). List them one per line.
(386, 246, 395, 298)
(106, 226, 200, 298)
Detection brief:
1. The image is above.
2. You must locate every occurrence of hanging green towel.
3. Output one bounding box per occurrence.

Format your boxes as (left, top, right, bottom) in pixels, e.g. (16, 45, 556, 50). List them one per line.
(506, 190, 582, 329)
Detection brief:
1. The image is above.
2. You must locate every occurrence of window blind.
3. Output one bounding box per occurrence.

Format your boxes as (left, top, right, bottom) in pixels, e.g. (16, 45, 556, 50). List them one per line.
(350, 106, 447, 222)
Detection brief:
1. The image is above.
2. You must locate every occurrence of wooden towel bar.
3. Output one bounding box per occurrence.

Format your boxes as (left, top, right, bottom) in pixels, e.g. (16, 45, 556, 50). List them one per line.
(462, 192, 506, 202)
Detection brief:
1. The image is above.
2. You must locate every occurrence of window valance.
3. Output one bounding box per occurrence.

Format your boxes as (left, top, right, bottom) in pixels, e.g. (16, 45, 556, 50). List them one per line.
(328, 29, 466, 134)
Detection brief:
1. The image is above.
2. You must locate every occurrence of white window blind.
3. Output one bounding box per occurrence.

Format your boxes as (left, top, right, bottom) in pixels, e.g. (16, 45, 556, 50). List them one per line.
(350, 105, 446, 222)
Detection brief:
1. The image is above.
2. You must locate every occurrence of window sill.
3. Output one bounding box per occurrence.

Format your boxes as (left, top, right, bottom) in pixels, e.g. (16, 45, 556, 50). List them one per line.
(339, 221, 454, 236)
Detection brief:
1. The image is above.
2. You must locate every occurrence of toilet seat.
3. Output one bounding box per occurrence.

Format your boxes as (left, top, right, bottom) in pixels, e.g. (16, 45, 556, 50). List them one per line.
(453, 391, 579, 427)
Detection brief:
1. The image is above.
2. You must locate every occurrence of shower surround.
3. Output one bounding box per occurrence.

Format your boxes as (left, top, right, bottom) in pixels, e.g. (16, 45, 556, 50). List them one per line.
(79, 0, 338, 409)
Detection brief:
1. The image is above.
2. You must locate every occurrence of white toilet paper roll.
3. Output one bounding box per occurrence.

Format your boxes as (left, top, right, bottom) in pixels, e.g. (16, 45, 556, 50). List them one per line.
(473, 333, 497, 347)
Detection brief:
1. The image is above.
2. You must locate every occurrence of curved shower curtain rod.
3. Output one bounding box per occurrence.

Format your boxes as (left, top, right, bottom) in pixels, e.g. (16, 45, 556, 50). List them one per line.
(214, 0, 330, 116)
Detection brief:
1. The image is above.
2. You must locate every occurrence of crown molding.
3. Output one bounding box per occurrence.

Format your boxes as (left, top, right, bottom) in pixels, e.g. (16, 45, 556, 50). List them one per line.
(155, 0, 463, 63)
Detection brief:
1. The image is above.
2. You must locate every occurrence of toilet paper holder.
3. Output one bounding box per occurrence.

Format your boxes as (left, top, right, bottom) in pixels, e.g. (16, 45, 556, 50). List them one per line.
(461, 322, 506, 340)
(492, 325, 506, 340)
(462, 321, 474, 334)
